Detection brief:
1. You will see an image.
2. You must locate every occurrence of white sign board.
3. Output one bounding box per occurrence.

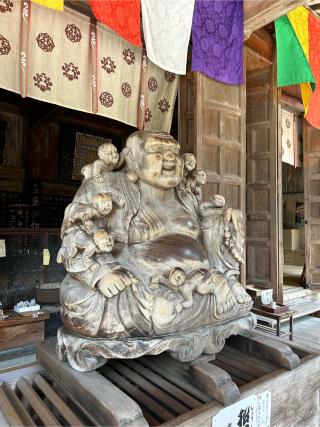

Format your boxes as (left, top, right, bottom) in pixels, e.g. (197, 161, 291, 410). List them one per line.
(0, 240, 6, 258)
(212, 390, 271, 427)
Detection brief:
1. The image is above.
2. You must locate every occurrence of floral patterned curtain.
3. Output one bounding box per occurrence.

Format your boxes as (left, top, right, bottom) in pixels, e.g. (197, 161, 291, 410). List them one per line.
(0, 1, 178, 132)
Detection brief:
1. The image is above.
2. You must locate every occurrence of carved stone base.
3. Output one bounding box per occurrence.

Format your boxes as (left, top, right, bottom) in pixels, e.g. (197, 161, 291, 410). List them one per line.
(57, 313, 256, 372)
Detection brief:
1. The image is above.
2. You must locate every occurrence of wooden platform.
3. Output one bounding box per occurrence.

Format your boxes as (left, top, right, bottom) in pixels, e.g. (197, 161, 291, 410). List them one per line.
(1, 332, 320, 426)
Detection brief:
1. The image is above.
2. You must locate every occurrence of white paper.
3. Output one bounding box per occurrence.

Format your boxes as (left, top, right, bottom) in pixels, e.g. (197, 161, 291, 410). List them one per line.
(0, 240, 6, 258)
(212, 390, 271, 427)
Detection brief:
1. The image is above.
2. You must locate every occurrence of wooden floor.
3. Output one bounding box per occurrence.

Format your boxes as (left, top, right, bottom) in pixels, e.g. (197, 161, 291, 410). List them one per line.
(255, 313, 320, 353)
(1, 314, 320, 426)
(279, 315, 320, 352)
(283, 264, 303, 286)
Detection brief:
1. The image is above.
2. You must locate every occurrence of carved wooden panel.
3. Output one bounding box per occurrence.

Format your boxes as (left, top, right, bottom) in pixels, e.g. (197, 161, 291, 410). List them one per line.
(304, 123, 320, 288)
(246, 65, 281, 299)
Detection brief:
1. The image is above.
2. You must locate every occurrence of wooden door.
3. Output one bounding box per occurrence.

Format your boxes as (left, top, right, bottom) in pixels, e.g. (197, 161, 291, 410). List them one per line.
(304, 123, 320, 288)
(184, 73, 246, 211)
(179, 71, 246, 282)
(246, 65, 282, 300)
(179, 69, 195, 156)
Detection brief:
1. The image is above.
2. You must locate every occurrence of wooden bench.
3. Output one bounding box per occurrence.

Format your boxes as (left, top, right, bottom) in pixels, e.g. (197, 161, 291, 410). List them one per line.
(0, 311, 49, 351)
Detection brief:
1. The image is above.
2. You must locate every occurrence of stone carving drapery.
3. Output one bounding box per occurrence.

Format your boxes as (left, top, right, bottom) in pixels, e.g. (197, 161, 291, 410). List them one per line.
(0, 1, 178, 132)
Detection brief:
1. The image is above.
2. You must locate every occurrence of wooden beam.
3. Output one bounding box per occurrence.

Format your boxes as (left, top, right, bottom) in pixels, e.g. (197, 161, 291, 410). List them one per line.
(244, 0, 307, 39)
(281, 93, 304, 114)
(65, 0, 308, 42)
(245, 29, 274, 62)
(245, 46, 273, 71)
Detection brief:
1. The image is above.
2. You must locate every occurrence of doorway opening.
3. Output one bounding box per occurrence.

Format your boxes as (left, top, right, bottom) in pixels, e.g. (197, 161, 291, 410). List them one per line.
(281, 108, 306, 300)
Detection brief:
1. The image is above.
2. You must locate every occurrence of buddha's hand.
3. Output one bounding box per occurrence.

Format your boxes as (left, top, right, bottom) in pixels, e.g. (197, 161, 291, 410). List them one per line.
(98, 268, 138, 298)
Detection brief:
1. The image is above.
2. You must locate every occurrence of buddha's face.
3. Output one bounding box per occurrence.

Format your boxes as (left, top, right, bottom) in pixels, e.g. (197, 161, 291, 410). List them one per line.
(137, 137, 183, 189)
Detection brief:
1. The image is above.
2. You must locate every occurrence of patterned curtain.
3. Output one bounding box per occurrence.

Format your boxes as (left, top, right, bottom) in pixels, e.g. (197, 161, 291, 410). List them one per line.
(0, 1, 178, 132)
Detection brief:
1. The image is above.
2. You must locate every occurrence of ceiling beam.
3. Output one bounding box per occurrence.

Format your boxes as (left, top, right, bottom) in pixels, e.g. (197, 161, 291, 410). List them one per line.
(244, 0, 307, 39)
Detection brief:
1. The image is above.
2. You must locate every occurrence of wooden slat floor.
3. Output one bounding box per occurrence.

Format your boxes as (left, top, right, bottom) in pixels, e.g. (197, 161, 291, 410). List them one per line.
(0, 373, 97, 427)
(99, 349, 278, 426)
(0, 346, 282, 427)
(1, 318, 319, 426)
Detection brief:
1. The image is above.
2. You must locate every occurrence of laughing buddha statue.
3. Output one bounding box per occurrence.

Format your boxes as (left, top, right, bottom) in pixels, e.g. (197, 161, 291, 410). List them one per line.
(57, 131, 255, 372)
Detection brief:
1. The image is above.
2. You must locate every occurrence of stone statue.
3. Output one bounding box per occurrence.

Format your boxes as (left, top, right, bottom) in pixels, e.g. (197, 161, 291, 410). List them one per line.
(57, 131, 255, 372)
(81, 142, 124, 182)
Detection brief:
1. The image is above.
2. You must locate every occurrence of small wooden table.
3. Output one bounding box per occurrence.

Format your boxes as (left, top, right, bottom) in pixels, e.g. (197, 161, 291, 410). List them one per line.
(0, 310, 49, 351)
(252, 308, 296, 341)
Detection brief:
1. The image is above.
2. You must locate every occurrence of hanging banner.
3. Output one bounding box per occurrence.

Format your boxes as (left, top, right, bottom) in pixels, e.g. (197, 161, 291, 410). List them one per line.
(192, 0, 244, 85)
(31, 0, 63, 11)
(275, 15, 314, 88)
(0, 2, 177, 132)
(90, 18, 98, 114)
(89, 0, 141, 47)
(137, 50, 148, 130)
(306, 13, 320, 129)
(20, 0, 31, 98)
(281, 109, 295, 167)
(141, 0, 195, 75)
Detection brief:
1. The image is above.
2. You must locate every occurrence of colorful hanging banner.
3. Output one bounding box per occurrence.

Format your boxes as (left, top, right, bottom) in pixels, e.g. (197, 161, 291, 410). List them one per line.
(89, 0, 141, 47)
(287, 6, 309, 60)
(287, 6, 313, 114)
(141, 0, 195, 75)
(31, 0, 63, 11)
(275, 15, 314, 87)
(300, 82, 312, 115)
(192, 0, 244, 85)
(306, 12, 320, 128)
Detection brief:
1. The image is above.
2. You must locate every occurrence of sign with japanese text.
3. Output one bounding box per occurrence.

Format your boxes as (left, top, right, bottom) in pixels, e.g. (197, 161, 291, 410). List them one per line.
(212, 390, 271, 427)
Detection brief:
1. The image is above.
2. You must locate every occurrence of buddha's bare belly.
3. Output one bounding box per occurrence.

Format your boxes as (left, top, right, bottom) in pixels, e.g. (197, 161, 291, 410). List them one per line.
(125, 233, 210, 279)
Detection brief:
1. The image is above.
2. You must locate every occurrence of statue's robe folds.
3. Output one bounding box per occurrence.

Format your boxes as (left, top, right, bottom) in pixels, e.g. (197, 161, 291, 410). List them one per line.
(60, 172, 251, 339)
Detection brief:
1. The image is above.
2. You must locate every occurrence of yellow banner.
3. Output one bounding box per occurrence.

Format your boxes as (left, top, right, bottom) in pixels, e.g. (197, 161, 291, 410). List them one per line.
(300, 82, 313, 115)
(288, 6, 309, 60)
(32, 0, 63, 11)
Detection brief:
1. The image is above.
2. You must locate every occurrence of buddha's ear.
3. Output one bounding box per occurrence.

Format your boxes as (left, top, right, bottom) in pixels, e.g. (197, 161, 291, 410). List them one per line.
(122, 147, 139, 182)
(122, 147, 132, 167)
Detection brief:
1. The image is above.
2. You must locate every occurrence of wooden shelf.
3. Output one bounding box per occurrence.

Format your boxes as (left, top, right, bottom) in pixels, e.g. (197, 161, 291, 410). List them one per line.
(0, 228, 60, 235)
(41, 182, 77, 197)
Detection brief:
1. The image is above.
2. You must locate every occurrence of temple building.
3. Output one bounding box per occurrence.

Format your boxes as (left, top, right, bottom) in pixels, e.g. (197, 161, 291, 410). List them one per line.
(0, 1, 320, 426)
